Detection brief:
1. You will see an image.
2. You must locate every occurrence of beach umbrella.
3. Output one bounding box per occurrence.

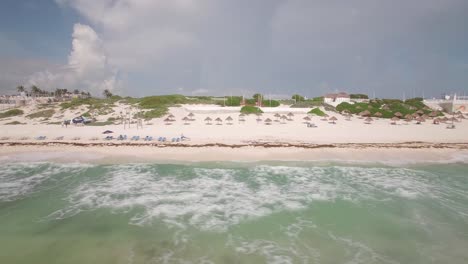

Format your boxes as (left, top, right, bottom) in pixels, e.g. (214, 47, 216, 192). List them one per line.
(364, 117, 373, 124)
(102, 130, 113, 134)
(429, 111, 438, 117)
(274, 113, 281, 121)
(215, 117, 223, 125)
(394, 112, 403, 118)
(168, 114, 175, 119)
(416, 110, 424, 115)
(188, 112, 195, 117)
(264, 118, 272, 125)
(182, 116, 190, 125)
(278, 115, 286, 124)
(239, 113, 245, 117)
(411, 113, 419, 118)
(303, 116, 311, 122)
(422, 114, 429, 119)
(287, 112, 294, 117)
(404, 114, 412, 120)
(374, 112, 383, 118)
(329, 116, 337, 124)
(226, 116, 233, 125)
(390, 116, 399, 125)
(204, 116, 212, 125)
(164, 117, 173, 125)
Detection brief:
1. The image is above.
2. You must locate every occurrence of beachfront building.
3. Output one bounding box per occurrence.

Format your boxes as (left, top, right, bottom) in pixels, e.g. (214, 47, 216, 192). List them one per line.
(425, 93, 468, 113)
(324, 92, 350, 106)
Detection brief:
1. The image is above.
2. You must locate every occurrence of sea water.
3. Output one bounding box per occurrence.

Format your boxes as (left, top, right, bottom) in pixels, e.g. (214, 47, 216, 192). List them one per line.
(0, 161, 467, 263)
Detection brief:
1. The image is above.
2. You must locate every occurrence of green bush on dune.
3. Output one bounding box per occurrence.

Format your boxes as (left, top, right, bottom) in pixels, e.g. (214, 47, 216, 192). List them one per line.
(240, 106, 263, 114)
(0, 109, 24, 118)
(308, 108, 326, 116)
(26, 109, 55, 119)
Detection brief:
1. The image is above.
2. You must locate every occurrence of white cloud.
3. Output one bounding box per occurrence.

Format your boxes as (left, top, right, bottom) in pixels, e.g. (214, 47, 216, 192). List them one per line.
(50, 0, 468, 97)
(28, 23, 120, 96)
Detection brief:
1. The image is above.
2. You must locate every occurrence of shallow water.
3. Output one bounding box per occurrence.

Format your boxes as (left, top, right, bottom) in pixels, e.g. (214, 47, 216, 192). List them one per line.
(0, 161, 467, 263)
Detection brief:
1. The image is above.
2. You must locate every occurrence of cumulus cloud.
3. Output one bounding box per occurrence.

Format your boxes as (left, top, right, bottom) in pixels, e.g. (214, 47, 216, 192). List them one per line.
(52, 0, 468, 97)
(28, 23, 120, 96)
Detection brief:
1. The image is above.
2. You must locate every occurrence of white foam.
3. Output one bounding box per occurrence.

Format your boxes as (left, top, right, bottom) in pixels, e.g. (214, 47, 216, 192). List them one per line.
(0, 162, 91, 202)
(45, 164, 444, 232)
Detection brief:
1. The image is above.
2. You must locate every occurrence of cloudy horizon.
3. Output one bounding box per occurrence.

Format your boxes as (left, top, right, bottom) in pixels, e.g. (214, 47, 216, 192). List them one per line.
(1, 0, 468, 99)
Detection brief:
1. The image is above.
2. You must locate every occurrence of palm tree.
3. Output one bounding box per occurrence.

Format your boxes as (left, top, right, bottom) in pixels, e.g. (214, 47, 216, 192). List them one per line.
(16, 85, 25, 93)
(73, 89, 80, 95)
(31, 85, 40, 97)
(103, 89, 113, 98)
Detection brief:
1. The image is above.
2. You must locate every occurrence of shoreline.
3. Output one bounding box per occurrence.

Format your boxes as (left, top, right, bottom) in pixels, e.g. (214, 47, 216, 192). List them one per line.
(1, 143, 468, 165)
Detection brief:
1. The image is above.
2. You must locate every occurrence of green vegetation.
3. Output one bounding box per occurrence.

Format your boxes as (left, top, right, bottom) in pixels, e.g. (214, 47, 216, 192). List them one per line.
(291, 100, 322, 108)
(240, 106, 263, 114)
(292, 94, 305, 102)
(224, 96, 242, 106)
(5, 121, 25, 125)
(60, 97, 119, 110)
(139, 94, 187, 109)
(0, 109, 24, 118)
(336, 98, 435, 118)
(262, 99, 280, 107)
(308, 108, 326, 116)
(141, 108, 169, 119)
(26, 109, 55, 119)
(350, 94, 369, 99)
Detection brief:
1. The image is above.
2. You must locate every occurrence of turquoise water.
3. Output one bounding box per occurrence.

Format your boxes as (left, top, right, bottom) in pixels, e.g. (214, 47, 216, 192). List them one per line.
(0, 161, 468, 263)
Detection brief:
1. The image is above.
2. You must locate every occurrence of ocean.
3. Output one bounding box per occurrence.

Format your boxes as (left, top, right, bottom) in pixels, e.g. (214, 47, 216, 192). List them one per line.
(0, 161, 467, 263)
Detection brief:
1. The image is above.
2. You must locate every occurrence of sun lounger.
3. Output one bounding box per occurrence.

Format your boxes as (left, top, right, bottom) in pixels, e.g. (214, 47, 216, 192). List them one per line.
(104, 135, 114, 140)
(131, 136, 140, 141)
(117, 135, 127, 140)
(35, 136, 46, 140)
(54, 136, 64, 140)
(144, 136, 153, 141)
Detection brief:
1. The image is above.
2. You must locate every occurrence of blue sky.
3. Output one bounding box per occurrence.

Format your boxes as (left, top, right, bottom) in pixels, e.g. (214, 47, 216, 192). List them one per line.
(1, 0, 468, 99)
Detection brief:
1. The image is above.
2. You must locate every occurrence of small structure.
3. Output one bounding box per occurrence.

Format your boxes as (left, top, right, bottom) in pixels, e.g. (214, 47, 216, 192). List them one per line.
(324, 92, 350, 104)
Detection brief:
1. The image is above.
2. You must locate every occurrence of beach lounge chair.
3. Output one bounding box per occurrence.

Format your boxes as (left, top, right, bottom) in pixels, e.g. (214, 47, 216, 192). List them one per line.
(144, 136, 153, 141)
(117, 135, 127, 140)
(131, 136, 140, 141)
(54, 136, 64, 140)
(35, 136, 46, 140)
(104, 135, 114, 140)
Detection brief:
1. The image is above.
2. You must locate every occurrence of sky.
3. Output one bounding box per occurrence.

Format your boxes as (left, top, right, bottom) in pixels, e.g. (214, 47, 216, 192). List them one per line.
(1, 0, 468, 99)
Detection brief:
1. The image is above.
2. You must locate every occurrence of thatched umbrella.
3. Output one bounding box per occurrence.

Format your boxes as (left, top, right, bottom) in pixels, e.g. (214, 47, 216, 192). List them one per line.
(182, 116, 191, 125)
(280, 115, 288, 124)
(168, 114, 175, 119)
(390, 116, 399, 125)
(345, 113, 352, 121)
(394, 112, 403, 118)
(188, 112, 195, 120)
(429, 111, 438, 118)
(215, 117, 223, 125)
(404, 114, 412, 120)
(364, 117, 373, 124)
(329, 116, 337, 124)
(303, 116, 311, 122)
(287, 112, 294, 117)
(264, 118, 272, 125)
(164, 117, 173, 125)
(416, 110, 424, 115)
(204, 116, 212, 125)
(274, 113, 281, 121)
(226, 116, 233, 125)
(374, 112, 383, 118)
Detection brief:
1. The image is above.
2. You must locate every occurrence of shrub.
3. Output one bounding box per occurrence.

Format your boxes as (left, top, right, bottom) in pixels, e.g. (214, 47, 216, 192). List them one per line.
(308, 108, 326, 116)
(240, 106, 263, 114)
(0, 109, 24, 118)
(26, 109, 55, 119)
(350, 94, 369, 99)
(5, 121, 25, 125)
(262, 99, 280, 107)
(141, 107, 169, 119)
(139, 95, 187, 109)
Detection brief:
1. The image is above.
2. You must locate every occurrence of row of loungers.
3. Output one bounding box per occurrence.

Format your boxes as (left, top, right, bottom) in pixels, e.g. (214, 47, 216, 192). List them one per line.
(104, 135, 189, 142)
